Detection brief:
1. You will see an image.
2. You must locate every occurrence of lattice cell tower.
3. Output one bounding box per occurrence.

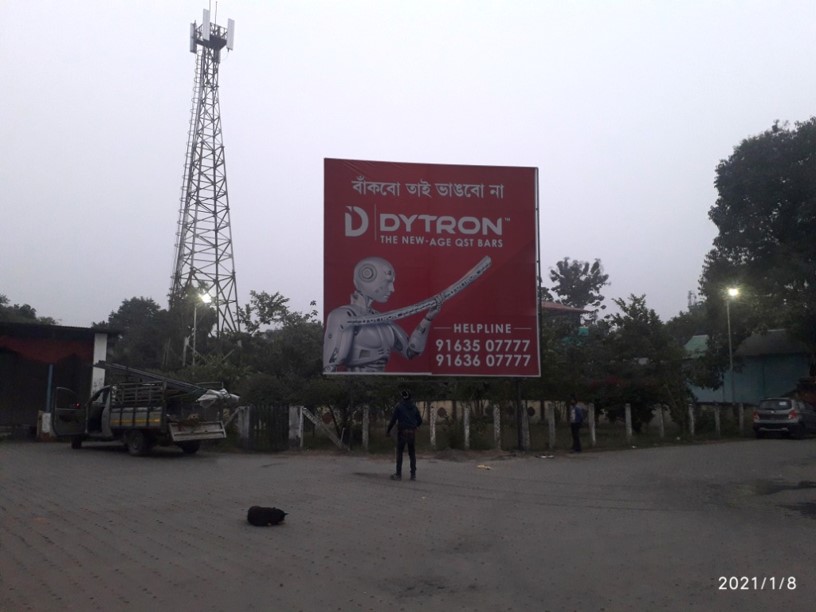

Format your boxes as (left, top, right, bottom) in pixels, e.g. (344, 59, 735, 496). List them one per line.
(171, 8, 240, 335)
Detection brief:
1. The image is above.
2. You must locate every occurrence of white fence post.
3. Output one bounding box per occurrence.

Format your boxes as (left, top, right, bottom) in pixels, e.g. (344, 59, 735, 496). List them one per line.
(362, 405, 369, 451)
(658, 404, 665, 439)
(464, 404, 471, 451)
(288, 405, 302, 449)
(738, 402, 744, 435)
(714, 405, 721, 438)
(430, 404, 437, 450)
(688, 403, 695, 437)
(520, 403, 531, 451)
(238, 405, 252, 449)
(298, 406, 304, 449)
(588, 403, 596, 447)
(546, 401, 556, 450)
(493, 404, 501, 450)
(625, 403, 633, 444)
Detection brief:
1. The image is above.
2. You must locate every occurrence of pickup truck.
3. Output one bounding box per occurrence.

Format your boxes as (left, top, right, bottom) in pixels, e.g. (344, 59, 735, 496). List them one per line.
(52, 362, 238, 456)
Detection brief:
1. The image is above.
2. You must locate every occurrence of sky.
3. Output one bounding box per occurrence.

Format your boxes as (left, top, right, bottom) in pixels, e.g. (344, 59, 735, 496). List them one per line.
(3, 0, 816, 328)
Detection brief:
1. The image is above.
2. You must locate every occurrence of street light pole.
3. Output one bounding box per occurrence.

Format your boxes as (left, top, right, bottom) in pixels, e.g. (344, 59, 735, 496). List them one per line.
(726, 287, 740, 432)
(192, 301, 198, 367)
(192, 291, 212, 367)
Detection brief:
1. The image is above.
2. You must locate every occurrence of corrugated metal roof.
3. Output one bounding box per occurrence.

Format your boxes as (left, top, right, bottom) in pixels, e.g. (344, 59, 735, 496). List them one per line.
(0, 321, 116, 340)
(541, 301, 589, 316)
(684, 334, 708, 356)
(735, 329, 809, 357)
(684, 329, 809, 358)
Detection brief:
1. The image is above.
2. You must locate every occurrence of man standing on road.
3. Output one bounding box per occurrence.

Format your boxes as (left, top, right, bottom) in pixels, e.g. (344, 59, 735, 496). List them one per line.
(387, 390, 422, 480)
(568, 395, 586, 453)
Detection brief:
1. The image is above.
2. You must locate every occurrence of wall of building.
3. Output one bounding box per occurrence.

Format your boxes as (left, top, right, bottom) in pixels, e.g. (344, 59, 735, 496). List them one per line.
(690, 354, 810, 406)
(0, 324, 109, 431)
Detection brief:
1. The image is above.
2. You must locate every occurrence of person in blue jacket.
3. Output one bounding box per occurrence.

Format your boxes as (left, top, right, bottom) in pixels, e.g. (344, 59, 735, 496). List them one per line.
(568, 395, 586, 453)
(387, 390, 422, 480)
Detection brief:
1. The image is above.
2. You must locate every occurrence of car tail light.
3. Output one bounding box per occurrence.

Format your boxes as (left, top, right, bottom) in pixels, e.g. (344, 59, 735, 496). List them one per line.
(788, 409, 798, 420)
(752, 410, 759, 422)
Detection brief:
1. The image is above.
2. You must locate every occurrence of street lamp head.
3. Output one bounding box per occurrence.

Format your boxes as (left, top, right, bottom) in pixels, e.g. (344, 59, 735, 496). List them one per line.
(727, 287, 739, 298)
(200, 292, 212, 304)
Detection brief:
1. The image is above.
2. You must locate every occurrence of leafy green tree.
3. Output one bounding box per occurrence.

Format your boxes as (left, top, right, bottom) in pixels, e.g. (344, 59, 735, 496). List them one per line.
(665, 301, 706, 347)
(545, 257, 609, 320)
(236, 298, 325, 406)
(237, 291, 290, 334)
(701, 118, 816, 355)
(536, 314, 593, 400)
(0, 294, 57, 324)
(594, 295, 691, 431)
(663, 301, 723, 391)
(536, 257, 609, 401)
(94, 297, 173, 369)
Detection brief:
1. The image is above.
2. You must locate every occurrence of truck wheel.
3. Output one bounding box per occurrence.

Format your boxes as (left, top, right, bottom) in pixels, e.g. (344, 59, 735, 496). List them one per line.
(126, 430, 152, 456)
(179, 441, 201, 454)
(71, 436, 83, 449)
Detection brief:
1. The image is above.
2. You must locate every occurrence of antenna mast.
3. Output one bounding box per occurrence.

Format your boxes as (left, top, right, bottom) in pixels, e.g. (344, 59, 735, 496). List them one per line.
(171, 9, 239, 336)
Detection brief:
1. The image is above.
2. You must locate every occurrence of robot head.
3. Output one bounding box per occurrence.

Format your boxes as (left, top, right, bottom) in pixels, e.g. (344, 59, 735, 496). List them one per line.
(353, 257, 395, 304)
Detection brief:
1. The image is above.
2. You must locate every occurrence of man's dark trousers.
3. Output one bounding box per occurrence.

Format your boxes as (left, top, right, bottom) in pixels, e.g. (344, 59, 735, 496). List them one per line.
(396, 429, 416, 476)
(570, 423, 582, 452)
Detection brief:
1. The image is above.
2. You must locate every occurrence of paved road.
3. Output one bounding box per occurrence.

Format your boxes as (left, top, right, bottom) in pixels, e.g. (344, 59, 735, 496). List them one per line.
(1, 438, 815, 611)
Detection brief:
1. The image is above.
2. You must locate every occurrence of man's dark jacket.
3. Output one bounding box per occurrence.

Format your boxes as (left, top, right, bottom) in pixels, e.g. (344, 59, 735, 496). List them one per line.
(387, 400, 422, 433)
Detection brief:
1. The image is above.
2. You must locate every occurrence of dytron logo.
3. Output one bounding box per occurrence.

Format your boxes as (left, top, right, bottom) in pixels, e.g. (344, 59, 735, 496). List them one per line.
(344, 206, 504, 238)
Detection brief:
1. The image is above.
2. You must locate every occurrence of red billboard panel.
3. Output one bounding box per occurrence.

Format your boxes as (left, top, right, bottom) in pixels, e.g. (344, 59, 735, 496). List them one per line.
(323, 158, 539, 377)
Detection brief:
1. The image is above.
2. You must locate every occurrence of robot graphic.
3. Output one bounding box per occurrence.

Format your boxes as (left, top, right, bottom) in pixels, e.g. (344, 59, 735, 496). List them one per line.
(323, 255, 492, 373)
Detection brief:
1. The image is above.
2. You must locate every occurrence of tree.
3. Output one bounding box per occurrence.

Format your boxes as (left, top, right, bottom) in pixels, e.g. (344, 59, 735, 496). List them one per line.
(665, 301, 707, 347)
(0, 294, 57, 324)
(535, 257, 610, 400)
(593, 295, 691, 431)
(235, 298, 325, 405)
(94, 297, 173, 369)
(665, 301, 724, 391)
(701, 118, 816, 355)
(546, 258, 609, 319)
(237, 291, 290, 334)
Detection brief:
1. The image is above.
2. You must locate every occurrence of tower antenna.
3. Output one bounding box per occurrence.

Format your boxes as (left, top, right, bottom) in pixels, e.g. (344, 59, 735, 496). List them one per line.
(171, 9, 239, 337)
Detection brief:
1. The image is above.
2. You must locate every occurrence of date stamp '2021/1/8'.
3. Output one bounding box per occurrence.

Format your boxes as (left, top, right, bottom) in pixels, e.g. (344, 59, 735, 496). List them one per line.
(718, 576, 797, 591)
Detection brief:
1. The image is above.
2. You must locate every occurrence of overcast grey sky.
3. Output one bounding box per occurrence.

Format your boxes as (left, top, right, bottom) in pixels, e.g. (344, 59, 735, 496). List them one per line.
(3, 0, 816, 327)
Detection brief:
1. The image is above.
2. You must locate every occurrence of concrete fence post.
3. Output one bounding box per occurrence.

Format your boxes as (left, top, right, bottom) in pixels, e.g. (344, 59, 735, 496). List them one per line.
(298, 406, 304, 449)
(430, 404, 437, 450)
(493, 404, 501, 450)
(520, 403, 531, 451)
(688, 403, 695, 437)
(238, 405, 252, 450)
(738, 402, 744, 435)
(362, 405, 369, 451)
(588, 403, 596, 447)
(714, 405, 721, 438)
(464, 404, 471, 451)
(288, 405, 303, 449)
(546, 401, 556, 450)
(658, 404, 665, 439)
(625, 403, 633, 444)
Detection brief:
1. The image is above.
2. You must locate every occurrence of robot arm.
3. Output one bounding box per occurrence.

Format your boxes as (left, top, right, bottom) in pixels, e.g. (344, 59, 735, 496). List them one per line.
(323, 308, 357, 372)
(406, 299, 442, 358)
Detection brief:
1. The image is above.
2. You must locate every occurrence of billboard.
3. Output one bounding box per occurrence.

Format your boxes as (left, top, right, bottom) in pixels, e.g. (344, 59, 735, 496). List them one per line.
(323, 158, 539, 377)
